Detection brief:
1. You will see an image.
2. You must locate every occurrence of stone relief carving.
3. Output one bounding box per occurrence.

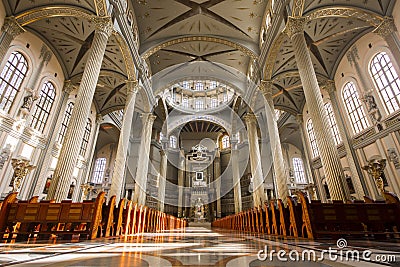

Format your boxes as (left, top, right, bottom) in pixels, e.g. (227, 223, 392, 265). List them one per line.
(362, 92, 382, 126)
(388, 148, 400, 169)
(0, 144, 11, 169)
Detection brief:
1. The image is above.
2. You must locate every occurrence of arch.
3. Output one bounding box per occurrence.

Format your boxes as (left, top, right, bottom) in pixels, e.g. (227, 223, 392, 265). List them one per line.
(112, 31, 137, 81)
(166, 114, 231, 136)
(30, 80, 56, 133)
(142, 35, 258, 60)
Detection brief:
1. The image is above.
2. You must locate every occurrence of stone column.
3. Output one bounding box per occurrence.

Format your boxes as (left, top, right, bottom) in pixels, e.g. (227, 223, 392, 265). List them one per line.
(47, 17, 113, 202)
(157, 150, 167, 212)
(132, 113, 156, 206)
(325, 80, 368, 199)
(285, 17, 349, 201)
(74, 114, 103, 201)
(30, 81, 75, 197)
(20, 45, 52, 120)
(0, 17, 25, 62)
(260, 81, 289, 204)
(109, 80, 139, 200)
(177, 150, 185, 217)
(214, 150, 221, 218)
(373, 17, 400, 68)
(296, 114, 325, 201)
(231, 139, 242, 213)
(244, 113, 266, 207)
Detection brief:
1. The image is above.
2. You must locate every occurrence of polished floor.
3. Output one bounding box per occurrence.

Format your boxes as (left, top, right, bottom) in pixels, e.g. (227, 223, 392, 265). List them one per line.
(0, 224, 400, 266)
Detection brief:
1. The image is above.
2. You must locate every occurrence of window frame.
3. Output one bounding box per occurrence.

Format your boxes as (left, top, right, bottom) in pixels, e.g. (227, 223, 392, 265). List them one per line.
(91, 157, 107, 184)
(306, 119, 319, 158)
(30, 81, 56, 133)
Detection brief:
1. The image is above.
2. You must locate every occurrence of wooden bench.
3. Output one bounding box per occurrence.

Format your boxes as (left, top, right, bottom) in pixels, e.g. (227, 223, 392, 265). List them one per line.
(0, 192, 105, 241)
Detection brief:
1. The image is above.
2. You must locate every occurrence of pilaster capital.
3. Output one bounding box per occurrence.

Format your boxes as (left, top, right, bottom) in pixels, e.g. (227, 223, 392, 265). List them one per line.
(126, 80, 139, 95)
(322, 80, 337, 96)
(62, 80, 75, 95)
(373, 16, 397, 38)
(141, 113, 156, 125)
(96, 114, 103, 124)
(284, 16, 306, 38)
(40, 45, 52, 65)
(295, 114, 304, 124)
(91, 16, 113, 37)
(243, 113, 258, 125)
(1, 16, 25, 36)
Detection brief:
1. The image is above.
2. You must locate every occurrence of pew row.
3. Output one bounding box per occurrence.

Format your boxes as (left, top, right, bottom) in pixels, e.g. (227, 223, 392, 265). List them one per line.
(211, 192, 400, 240)
(0, 192, 187, 241)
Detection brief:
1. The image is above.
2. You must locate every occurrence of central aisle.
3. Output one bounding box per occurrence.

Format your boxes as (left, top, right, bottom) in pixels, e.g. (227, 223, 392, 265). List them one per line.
(0, 227, 398, 266)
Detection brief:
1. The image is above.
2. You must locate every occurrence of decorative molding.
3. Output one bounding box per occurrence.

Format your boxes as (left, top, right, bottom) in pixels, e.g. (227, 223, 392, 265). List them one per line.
(112, 31, 137, 80)
(94, 0, 108, 17)
(305, 7, 383, 27)
(15, 6, 93, 26)
(284, 16, 307, 39)
(292, 0, 305, 17)
(91, 16, 113, 37)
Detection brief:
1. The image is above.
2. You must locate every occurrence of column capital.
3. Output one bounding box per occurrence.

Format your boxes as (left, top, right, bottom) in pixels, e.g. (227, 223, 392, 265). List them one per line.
(259, 80, 273, 97)
(295, 114, 304, 124)
(284, 16, 307, 38)
(243, 113, 258, 125)
(39, 45, 52, 65)
(125, 80, 139, 95)
(1, 16, 25, 36)
(373, 16, 397, 38)
(62, 80, 75, 94)
(91, 16, 113, 37)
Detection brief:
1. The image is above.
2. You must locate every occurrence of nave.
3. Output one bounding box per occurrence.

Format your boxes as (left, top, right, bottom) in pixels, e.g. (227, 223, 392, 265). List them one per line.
(0, 226, 399, 267)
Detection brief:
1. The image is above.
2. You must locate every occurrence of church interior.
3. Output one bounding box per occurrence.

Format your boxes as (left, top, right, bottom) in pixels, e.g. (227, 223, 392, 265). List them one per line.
(0, 0, 400, 266)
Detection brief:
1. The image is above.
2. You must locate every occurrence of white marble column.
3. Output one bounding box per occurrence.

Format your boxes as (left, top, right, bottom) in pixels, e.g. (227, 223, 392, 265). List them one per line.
(214, 150, 221, 217)
(260, 81, 289, 204)
(47, 17, 113, 202)
(325, 80, 367, 199)
(285, 17, 349, 201)
(374, 17, 400, 68)
(177, 150, 185, 217)
(157, 149, 167, 212)
(31, 81, 75, 197)
(132, 113, 156, 206)
(244, 113, 266, 207)
(109, 80, 139, 200)
(0, 17, 25, 62)
(231, 140, 242, 213)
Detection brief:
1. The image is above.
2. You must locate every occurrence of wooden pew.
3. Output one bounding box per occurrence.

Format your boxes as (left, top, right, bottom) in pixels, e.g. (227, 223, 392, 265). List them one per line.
(113, 198, 126, 236)
(269, 200, 279, 235)
(287, 196, 302, 238)
(263, 203, 271, 235)
(101, 195, 115, 238)
(277, 199, 290, 237)
(0, 192, 105, 241)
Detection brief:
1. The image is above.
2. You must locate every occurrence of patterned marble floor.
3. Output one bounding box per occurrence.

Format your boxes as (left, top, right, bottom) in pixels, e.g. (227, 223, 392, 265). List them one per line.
(0, 225, 400, 266)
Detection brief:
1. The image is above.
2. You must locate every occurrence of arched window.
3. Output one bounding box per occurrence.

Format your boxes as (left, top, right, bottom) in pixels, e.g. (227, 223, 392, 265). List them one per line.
(79, 119, 92, 156)
(57, 102, 74, 144)
(293, 157, 306, 184)
(170, 135, 177, 148)
(324, 102, 342, 145)
(195, 100, 204, 110)
(195, 82, 204, 91)
(182, 97, 188, 107)
(211, 98, 218, 108)
(369, 51, 400, 114)
(221, 135, 230, 149)
(0, 51, 28, 113)
(307, 119, 319, 158)
(92, 158, 106, 184)
(342, 81, 369, 134)
(30, 81, 56, 132)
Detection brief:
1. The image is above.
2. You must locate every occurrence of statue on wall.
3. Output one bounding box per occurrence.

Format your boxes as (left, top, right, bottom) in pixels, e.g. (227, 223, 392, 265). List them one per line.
(388, 148, 400, 169)
(0, 144, 11, 169)
(362, 92, 382, 126)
